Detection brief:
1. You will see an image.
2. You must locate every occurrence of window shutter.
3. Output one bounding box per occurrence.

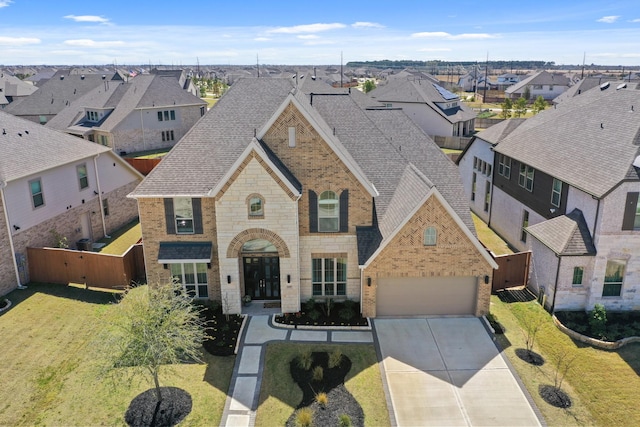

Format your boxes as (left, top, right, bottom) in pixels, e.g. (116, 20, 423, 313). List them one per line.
(339, 189, 349, 232)
(192, 198, 203, 234)
(309, 190, 318, 233)
(164, 198, 175, 234)
(622, 192, 639, 230)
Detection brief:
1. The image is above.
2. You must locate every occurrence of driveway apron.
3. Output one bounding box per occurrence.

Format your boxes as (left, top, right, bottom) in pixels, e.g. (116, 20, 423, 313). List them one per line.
(374, 317, 543, 427)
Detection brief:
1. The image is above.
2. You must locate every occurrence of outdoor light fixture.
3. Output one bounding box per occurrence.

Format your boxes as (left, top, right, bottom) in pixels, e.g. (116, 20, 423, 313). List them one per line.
(484, 275, 490, 284)
(13, 225, 20, 231)
(367, 277, 372, 287)
(287, 274, 291, 283)
(227, 275, 231, 284)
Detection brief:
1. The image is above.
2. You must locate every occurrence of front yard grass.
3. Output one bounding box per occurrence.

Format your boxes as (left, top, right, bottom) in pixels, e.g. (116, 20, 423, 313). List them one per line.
(491, 296, 640, 426)
(255, 342, 390, 426)
(0, 283, 234, 426)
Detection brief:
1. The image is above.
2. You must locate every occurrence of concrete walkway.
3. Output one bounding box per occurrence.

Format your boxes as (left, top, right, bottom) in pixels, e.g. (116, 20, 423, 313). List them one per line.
(219, 315, 373, 427)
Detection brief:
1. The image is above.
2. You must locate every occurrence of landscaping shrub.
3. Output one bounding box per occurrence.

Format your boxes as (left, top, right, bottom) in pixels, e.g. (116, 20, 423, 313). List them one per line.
(304, 298, 316, 312)
(589, 304, 607, 339)
(312, 365, 324, 382)
(294, 407, 313, 427)
(315, 392, 328, 408)
(339, 414, 353, 427)
(308, 310, 321, 321)
(297, 349, 313, 371)
(328, 349, 343, 368)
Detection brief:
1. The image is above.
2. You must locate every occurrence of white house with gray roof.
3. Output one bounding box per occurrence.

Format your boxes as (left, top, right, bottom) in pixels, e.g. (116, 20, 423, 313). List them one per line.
(487, 82, 640, 312)
(505, 70, 570, 101)
(45, 71, 207, 154)
(0, 111, 143, 296)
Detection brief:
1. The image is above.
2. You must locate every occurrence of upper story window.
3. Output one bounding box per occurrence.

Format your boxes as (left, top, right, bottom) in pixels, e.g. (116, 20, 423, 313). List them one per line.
(318, 190, 339, 232)
(174, 197, 194, 234)
(247, 194, 264, 218)
(551, 178, 562, 208)
(200, 106, 206, 116)
(86, 110, 99, 122)
(533, 85, 543, 90)
(603, 259, 625, 297)
(518, 163, 534, 192)
(77, 164, 89, 190)
(29, 178, 44, 208)
(157, 110, 176, 121)
(423, 227, 437, 246)
(98, 135, 109, 146)
(498, 154, 511, 179)
(288, 126, 296, 148)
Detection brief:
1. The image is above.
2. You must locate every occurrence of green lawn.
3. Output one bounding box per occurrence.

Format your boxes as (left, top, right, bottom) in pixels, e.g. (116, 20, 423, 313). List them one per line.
(471, 212, 514, 255)
(255, 343, 390, 427)
(0, 283, 234, 426)
(491, 296, 640, 426)
(96, 220, 142, 255)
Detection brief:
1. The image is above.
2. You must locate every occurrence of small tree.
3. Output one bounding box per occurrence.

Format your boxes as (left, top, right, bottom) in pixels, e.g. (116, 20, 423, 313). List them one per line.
(532, 95, 547, 114)
(523, 85, 531, 101)
(363, 79, 376, 93)
(500, 98, 512, 119)
(513, 97, 528, 118)
(551, 348, 577, 391)
(100, 282, 204, 403)
(522, 315, 543, 355)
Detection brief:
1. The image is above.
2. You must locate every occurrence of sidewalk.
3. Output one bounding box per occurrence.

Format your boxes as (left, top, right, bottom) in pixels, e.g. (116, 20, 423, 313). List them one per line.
(219, 315, 373, 427)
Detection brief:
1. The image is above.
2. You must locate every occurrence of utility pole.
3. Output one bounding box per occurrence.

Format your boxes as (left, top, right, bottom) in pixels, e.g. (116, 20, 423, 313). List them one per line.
(257, 54, 260, 78)
(340, 51, 343, 88)
(483, 52, 489, 102)
(581, 52, 585, 79)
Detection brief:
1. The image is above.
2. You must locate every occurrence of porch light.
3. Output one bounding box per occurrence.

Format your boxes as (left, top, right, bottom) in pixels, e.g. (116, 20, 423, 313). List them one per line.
(484, 275, 490, 284)
(287, 274, 291, 283)
(367, 277, 372, 287)
(227, 275, 231, 284)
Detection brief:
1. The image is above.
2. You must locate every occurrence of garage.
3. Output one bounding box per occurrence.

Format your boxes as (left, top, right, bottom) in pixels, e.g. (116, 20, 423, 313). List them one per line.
(376, 276, 477, 316)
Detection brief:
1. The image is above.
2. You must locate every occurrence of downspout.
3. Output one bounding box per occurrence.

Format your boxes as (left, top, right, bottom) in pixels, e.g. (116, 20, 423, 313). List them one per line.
(550, 254, 562, 314)
(139, 109, 146, 152)
(93, 154, 109, 238)
(592, 198, 601, 242)
(0, 181, 26, 289)
(359, 266, 364, 315)
(295, 193, 302, 312)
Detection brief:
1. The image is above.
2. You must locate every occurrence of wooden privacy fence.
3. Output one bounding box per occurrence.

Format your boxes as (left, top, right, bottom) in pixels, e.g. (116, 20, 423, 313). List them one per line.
(28, 244, 145, 290)
(492, 251, 531, 292)
(124, 158, 162, 175)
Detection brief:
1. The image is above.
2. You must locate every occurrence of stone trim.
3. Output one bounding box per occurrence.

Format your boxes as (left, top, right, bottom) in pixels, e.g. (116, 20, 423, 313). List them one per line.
(311, 253, 348, 259)
(226, 228, 291, 258)
(553, 315, 640, 349)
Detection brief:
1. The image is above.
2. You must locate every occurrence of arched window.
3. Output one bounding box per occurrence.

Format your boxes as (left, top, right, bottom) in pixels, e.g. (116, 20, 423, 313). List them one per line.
(247, 194, 264, 218)
(318, 190, 339, 232)
(424, 226, 437, 246)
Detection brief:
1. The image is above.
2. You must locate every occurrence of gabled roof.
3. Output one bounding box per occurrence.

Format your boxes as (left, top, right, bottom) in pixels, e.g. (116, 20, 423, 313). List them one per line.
(505, 71, 571, 94)
(456, 118, 527, 165)
(0, 110, 109, 183)
(552, 77, 602, 104)
(494, 82, 640, 197)
(0, 72, 38, 97)
(526, 209, 596, 256)
(368, 78, 476, 124)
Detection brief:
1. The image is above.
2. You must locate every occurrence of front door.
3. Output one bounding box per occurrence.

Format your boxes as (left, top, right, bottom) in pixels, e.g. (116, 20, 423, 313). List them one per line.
(243, 256, 280, 300)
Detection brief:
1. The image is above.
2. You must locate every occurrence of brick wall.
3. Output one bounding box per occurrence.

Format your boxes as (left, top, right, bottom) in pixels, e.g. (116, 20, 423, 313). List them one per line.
(0, 198, 17, 296)
(362, 195, 493, 317)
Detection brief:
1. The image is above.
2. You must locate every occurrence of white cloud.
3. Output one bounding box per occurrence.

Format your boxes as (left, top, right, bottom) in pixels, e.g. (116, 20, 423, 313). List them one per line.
(411, 31, 496, 40)
(0, 1, 13, 8)
(630, 18, 640, 23)
(597, 16, 619, 24)
(254, 37, 270, 42)
(417, 47, 452, 52)
(297, 35, 318, 40)
(64, 39, 124, 48)
(352, 22, 384, 29)
(64, 15, 109, 23)
(267, 23, 346, 34)
(0, 36, 40, 45)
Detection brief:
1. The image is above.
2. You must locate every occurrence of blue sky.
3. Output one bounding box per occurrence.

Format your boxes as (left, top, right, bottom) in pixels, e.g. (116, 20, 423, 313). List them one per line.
(1, 0, 640, 66)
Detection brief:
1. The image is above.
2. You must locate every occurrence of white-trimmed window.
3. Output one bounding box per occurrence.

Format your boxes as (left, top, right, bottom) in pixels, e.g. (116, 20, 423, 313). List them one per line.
(99, 135, 109, 146)
(170, 263, 208, 298)
(498, 154, 511, 178)
(288, 126, 296, 147)
(162, 130, 175, 142)
(312, 257, 347, 296)
(248, 194, 264, 218)
(423, 227, 437, 246)
(77, 164, 89, 190)
(572, 266, 584, 286)
(29, 178, 44, 208)
(518, 163, 534, 192)
(318, 190, 339, 232)
(635, 197, 640, 229)
(603, 259, 625, 297)
(158, 110, 176, 121)
(551, 178, 562, 207)
(174, 197, 194, 234)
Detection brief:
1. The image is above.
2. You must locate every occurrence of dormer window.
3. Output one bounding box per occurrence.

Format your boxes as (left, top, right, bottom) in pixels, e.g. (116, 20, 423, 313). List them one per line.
(86, 110, 99, 122)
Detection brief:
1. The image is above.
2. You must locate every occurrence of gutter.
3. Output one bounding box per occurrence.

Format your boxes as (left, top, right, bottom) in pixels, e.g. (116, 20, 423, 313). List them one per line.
(0, 181, 26, 290)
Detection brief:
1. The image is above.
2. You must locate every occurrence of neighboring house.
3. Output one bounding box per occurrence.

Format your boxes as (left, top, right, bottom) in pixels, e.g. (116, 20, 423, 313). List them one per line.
(4, 70, 123, 124)
(456, 119, 526, 224)
(481, 82, 640, 312)
(0, 71, 38, 108)
(130, 78, 496, 318)
(495, 73, 522, 90)
(45, 71, 207, 154)
(505, 71, 570, 101)
(0, 111, 143, 296)
(368, 78, 476, 138)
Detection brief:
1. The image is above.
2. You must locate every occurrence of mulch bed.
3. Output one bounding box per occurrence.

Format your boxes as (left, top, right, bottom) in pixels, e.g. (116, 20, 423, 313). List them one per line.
(201, 306, 243, 356)
(539, 384, 572, 408)
(286, 352, 364, 427)
(515, 348, 545, 366)
(555, 310, 640, 342)
(125, 387, 192, 427)
(275, 300, 368, 328)
(0, 299, 9, 311)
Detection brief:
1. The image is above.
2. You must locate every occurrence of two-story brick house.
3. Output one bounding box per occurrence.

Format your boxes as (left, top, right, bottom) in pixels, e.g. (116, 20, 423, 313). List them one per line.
(130, 78, 496, 317)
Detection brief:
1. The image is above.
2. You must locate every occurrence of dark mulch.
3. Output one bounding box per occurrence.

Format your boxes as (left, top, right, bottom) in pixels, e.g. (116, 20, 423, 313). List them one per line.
(286, 352, 364, 427)
(275, 300, 368, 328)
(0, 299, 9, 311)
(201, 306, 243, 356)
(539, 384, 572, 408)
(555, 310, 640, 342)
(125, 387, 192, 427)
(486, 313, 505, 334)
(515, 348, 545, 366)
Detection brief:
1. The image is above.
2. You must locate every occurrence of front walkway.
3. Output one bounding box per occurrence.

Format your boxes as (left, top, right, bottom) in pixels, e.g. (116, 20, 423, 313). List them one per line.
(219, 315, 373, 427)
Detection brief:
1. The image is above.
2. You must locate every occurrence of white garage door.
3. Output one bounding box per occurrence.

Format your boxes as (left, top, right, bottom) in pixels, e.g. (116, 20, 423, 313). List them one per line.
(376, 276, 477, 316)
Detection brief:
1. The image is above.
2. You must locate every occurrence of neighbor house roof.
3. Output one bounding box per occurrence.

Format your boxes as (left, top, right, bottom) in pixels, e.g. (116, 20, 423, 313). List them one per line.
(505, 71, 571, 95)
(526, 209, 596, 256)
(552, 77, 603, 104)
(494, 81, 640, 198)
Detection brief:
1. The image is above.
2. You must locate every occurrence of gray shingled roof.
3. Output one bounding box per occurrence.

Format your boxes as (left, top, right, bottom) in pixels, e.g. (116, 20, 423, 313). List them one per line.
(0, 110, 109, 182)
(157, 241, 213, 262)
(553, 77, 602, 104)
(495, 82, 640, 197)
(505, 71, 571, 94)
(526, 209, 596, 255)
(473, 118, 526, 146)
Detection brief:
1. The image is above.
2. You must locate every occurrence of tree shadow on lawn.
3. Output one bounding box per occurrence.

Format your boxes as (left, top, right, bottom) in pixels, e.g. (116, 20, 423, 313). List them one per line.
(1, 282, 119, 313)
(617, 342, 640, 376)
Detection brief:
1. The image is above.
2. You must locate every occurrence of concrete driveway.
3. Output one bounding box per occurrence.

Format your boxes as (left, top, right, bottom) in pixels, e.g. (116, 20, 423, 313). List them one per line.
(373, 318, 542, 426)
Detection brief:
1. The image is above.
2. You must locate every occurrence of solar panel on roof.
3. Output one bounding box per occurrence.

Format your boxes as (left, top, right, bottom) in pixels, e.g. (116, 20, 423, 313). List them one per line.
(432, 83, 458, 100)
